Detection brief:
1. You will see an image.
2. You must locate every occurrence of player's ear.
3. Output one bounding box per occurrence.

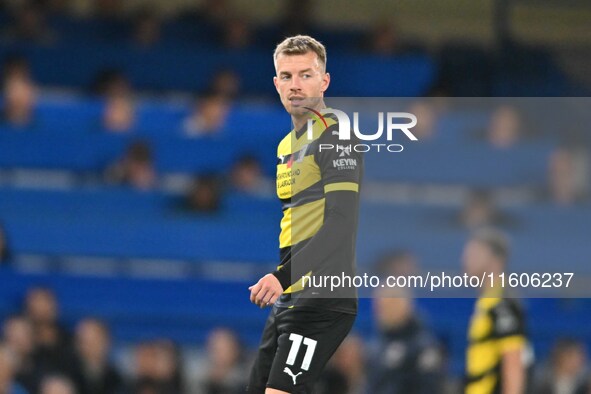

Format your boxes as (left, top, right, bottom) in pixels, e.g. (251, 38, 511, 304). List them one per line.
(321, 72, 330, 93)
(273, 76, 279, 93)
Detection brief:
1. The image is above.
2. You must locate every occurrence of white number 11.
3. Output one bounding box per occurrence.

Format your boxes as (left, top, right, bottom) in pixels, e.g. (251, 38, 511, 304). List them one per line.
(286, 333, 317, 371)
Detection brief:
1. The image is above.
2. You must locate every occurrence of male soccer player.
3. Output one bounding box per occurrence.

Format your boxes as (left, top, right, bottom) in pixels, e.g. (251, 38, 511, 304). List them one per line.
(246, 35, 363, 394)
(462, 228, 532, 394)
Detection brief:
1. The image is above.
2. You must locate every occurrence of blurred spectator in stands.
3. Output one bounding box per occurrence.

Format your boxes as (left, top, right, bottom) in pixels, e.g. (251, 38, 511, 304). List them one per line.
(182, 0, 230, 28)
(459, 189, 497, 229)
(408, 101, 438, 141)
(277, 0, 314, 40)
(0, 223, 11, 265)
(327, 335, 366, 394)
(32, 0, 69, 16)
(533, 338, 588, 394)
(314, 368, 349, 394)
(155, 340, 184, 394)
(427, 80, 453, 98)
(94, 0, 124, 20)
(486, 105, 522, 149)
(25, 287, 69, 343)
(72, 318, 122, 394)
(105, 140, 157, 190)
(92, 69, 132, 99)
(194, 328, 245, 394)
(132, 8, 162, 48)
(2, 57, 37, 128)
(368, 252, 444, 394)
(221, 17, 253, 50)
(458, 189, 514, 230)
(2, 3, 58, 45)
(40, 375, 76, 394)
(102, 94, 136, 133)
(315, 337, 356, 394)
(132, 340, 183, 394)
(2, 55, 32, 82)
(24, 287, 74, 378)
(208, 69, 241, 100)
(547, 145, 590, 205)
(0, 343, 27, 394)
(373, 250, 418, 279)
(132, 342, 158, 394)
(230, 155, 271, 195)
(3, 316, 37, 393)
(184, 174, 222, 213)
(315, 364, 348, 394)
(94, 70, 135, 133)
(183, 91, 230, 137)
(365, 20, 401, 56)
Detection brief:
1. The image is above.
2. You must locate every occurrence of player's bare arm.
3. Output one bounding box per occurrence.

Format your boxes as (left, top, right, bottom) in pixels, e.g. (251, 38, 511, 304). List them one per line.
(501, 349, 526, 394)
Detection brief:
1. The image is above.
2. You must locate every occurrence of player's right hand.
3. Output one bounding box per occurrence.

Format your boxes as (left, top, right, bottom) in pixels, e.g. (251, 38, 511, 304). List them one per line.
(249, 274, 282, 308)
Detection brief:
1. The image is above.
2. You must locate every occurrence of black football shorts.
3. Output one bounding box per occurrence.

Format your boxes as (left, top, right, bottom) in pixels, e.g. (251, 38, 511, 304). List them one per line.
(246, 306, 356, 393)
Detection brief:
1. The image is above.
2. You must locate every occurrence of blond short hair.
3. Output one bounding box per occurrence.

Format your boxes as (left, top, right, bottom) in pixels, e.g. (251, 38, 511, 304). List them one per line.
(471, 227, 510, 263)
(273, 35, 327, 71)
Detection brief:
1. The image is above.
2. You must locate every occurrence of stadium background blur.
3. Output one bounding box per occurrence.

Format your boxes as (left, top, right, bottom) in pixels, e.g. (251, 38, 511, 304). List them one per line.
(0, 0, 591, 393)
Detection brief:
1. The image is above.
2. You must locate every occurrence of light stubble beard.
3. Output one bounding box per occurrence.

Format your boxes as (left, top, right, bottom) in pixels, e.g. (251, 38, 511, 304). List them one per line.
(289, 97, 326, 130)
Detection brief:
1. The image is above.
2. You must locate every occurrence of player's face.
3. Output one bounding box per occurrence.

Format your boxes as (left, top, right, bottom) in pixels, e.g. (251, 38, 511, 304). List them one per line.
(462, 240, 493, 277)
(373, 291, 412, 330)
(273, 51, 330, 118)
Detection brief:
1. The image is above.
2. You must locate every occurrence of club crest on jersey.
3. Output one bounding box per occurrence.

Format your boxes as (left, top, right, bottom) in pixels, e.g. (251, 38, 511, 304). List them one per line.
(286, 155, 295, 168)
(280, 145, 310, 169)
(338, 145, 351, 157)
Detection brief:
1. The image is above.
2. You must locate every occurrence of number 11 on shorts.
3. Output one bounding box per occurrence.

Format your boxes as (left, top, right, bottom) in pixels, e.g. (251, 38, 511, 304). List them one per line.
(286, 333, 317, 371)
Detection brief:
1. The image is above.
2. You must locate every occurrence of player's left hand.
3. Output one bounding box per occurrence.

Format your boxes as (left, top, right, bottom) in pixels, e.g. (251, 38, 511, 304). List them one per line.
(249, 274, 283, 308)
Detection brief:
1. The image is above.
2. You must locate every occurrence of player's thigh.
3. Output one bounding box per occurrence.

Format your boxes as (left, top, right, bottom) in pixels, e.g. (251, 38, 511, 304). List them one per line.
(266, 309, 356, 393)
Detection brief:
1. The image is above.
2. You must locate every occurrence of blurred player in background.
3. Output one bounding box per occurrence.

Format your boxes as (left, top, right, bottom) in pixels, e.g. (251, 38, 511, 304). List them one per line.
(532, 338, 588, 394)
(462, 228, 532, 394)
(247, 35, 363, 393)
(369, 251, 444, 394)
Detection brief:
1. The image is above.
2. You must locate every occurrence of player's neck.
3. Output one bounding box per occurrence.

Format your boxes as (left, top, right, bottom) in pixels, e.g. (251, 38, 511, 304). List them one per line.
(291, 100, 327, 131)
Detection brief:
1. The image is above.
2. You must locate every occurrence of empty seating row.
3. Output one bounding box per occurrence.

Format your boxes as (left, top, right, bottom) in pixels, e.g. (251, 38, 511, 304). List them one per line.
(0, 43, 436, 96)
(1, 187, 589, 272)
(0, 131, 558, 187)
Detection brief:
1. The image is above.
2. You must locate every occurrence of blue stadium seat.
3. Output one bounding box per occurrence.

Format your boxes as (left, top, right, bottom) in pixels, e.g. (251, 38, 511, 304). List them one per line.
(364, 141, 554, 187)
(0, 44, 435, 96)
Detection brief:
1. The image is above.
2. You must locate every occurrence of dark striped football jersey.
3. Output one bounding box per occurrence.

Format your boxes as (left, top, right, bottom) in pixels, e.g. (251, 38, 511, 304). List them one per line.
(273, 111, 363, 314)
(466, 288, 531, 394)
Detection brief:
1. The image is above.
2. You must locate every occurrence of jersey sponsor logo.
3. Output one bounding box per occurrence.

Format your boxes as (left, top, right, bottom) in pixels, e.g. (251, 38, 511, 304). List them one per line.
(283, 367, 303, 385)
(332, 158, 357, 170)
(277, 177, 296, 188)
(277, 169, 300, 179)
(276, 168, 301, 189)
